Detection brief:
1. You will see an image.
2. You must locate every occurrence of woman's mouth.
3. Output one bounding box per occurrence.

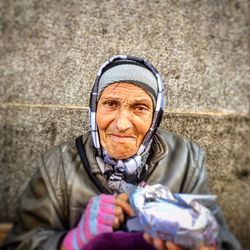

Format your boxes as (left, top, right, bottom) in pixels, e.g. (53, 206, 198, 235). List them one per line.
(108, 134, 136, 142)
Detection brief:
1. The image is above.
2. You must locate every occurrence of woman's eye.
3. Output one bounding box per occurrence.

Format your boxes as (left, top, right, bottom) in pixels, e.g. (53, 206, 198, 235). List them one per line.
(103, 101, 117, 107)
(134, 105, 148, 112)
(136, 106, 145, 111)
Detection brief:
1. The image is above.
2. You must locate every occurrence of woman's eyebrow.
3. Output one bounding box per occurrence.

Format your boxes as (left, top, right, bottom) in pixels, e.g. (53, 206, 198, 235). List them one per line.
(101, 96, 120, 101)
(101, 96, 152, 106)
(131, 98, 153, 107)
(133, 98, 152, 104)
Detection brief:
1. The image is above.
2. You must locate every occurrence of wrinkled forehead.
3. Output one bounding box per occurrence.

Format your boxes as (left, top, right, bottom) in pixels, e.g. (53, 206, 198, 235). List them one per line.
(98, 82, 156, 109)
(98, 82, 154, 105)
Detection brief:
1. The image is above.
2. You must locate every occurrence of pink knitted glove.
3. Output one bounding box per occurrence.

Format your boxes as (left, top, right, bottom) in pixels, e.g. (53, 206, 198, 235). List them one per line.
(63, 194, 115, 250)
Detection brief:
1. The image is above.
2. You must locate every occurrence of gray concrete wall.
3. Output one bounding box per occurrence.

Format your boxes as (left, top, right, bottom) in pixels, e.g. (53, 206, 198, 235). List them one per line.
(1, 0, 249, 249)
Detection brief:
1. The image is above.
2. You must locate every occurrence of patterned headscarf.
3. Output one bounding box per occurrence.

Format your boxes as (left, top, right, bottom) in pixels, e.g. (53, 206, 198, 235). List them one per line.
(89, 55, 164, 193)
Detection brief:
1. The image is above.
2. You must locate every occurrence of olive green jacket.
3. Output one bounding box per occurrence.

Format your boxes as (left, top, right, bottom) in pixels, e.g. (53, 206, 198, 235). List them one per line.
(2, 129, 241, 250)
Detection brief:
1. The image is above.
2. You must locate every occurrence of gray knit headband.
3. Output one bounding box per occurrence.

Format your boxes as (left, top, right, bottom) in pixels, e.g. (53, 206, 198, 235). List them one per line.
(98, 63, 158, 101)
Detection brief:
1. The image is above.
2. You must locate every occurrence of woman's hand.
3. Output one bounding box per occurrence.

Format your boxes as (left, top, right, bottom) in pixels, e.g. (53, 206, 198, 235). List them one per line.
(113, 193, 135, 229)
(62, 194, 116, 250)
(143, 233, 182, 250)
(61, 193, 135, 250)
(143, 233, 216, 250)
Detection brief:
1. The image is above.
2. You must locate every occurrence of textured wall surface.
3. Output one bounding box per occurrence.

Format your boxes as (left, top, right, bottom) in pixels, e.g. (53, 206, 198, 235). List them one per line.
(1, 0, 250, 249)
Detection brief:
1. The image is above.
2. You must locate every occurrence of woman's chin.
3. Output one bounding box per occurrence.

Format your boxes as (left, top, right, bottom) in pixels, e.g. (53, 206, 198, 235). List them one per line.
(104, 141, 138, 159)
(107, 149, 136, 160)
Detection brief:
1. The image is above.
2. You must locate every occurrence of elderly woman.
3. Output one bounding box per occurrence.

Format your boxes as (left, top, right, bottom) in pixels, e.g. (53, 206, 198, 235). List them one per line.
(2, 56, 241, 250)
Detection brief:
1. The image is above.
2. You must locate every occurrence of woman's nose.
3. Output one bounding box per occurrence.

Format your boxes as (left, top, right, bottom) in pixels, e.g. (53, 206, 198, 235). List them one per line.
(113, 109, 132, 131)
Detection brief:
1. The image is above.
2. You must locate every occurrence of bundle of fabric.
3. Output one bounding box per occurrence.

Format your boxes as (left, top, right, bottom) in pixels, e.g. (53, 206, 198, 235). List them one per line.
(82, 232, 154, 250)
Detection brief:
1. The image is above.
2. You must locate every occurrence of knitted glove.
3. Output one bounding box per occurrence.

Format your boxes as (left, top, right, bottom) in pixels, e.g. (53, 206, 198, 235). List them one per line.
(63, 194, 115, 250)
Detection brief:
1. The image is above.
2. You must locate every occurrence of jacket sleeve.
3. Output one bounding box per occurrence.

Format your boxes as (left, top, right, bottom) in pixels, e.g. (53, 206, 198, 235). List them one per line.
(1, 164, 67, 250)
(184, 141, 242, 250)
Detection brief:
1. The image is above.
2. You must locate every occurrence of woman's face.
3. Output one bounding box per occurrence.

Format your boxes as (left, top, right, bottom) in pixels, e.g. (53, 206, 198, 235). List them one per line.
(96, 82, 154, 159)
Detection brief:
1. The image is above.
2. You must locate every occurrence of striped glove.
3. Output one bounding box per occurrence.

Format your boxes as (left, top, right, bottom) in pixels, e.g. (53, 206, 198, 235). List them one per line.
(63, 194, 115, 250)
